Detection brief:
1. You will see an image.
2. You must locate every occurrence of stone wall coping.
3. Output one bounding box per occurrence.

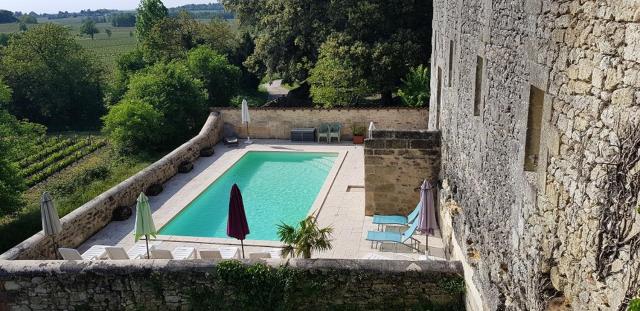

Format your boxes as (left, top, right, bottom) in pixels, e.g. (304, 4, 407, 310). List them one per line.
(369, 129, 441, 140)
(211, 106, 428, 112)
(0, 258, 463, 277)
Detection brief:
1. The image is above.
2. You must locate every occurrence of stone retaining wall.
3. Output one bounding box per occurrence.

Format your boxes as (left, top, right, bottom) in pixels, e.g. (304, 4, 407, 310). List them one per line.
(214, 107, 428, 140)
(364, 130, 441, 216)
(0, 259, 465, 310)
(0, 112, 223, 261)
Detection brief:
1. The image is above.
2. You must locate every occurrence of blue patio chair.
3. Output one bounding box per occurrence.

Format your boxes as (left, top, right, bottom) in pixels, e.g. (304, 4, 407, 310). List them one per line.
(366, 218, 421, 251)
(372, 203, 420, 230)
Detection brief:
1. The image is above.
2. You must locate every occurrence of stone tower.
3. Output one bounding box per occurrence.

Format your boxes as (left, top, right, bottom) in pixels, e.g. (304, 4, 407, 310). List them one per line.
(429, 0, 640, 309)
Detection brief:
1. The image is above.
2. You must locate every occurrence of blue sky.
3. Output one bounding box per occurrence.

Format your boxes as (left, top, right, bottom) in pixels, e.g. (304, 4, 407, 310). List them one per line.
(1, 1, 217, 14)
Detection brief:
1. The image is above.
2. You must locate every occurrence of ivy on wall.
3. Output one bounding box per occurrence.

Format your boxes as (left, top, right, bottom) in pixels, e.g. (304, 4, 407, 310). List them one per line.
(185, 260, 465, 310)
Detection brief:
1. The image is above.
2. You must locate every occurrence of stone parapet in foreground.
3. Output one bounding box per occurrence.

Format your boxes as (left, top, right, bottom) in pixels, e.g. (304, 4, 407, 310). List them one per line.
(0, 258, 464, 310)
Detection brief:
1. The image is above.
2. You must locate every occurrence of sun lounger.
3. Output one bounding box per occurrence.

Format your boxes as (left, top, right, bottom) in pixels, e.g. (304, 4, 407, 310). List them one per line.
(317, 123, 330, 143)
(372, 203, 421, 230)
(151, 247, 196, 260)
(59, 245, 109, 260)
(199, 249, 223, 260)
(366, 219, 421, 251)
(105, 243, 158, 260)
(219, 247, 240, 259)
(249, 252, 271, 260)
(361, 253, 392, 260)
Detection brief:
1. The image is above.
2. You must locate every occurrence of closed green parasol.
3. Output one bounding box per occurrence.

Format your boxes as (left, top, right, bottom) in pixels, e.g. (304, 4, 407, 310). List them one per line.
(134, 192, 157, 259)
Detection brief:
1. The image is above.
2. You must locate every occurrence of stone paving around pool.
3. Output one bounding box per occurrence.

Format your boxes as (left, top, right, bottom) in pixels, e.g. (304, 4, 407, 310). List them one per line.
(79, 140, 445, 261)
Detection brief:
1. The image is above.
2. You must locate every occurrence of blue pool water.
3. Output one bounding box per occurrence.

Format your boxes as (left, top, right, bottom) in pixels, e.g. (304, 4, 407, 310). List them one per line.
(159, 151, 338, 240)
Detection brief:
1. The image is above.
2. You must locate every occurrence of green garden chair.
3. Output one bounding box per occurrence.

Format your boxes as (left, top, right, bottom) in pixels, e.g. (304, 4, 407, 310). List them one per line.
(318, 123, 330, 143)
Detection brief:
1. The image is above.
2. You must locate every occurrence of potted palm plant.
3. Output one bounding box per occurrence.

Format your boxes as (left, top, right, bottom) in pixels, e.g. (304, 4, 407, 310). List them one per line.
(351, 124, 366, 144)
(277, 216, 333, 259)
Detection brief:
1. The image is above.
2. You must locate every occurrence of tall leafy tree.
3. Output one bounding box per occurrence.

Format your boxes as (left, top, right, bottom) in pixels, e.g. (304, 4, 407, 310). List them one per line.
(223, 0, 432, 104)
(0, 24, 105, 130)
(0, 10, 17, 24)
(187, 46, 240, 106)
(0, 79, 45, 216)
(142, 12, 238, 63)
(80, 19, 99, 39)
(136, 0, 168, 41)
(142, 11, 202, 62)
(223, 0, 332, 83)
(308, 33, 371, 107)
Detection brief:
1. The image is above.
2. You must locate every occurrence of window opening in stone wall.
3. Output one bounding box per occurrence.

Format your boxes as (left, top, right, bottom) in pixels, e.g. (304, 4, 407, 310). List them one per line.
(448, 40, 454, 87)
(436, 67, 442, 129)
(524, 86, 544, 171)
(473, 56, 484, 116)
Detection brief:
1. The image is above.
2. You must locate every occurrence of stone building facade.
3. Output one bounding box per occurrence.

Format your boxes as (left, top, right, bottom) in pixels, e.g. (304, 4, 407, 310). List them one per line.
(430, 0, 640, 309)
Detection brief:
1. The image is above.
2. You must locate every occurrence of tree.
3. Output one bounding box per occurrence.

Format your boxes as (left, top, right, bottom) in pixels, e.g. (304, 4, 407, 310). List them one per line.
(110, 13, 136, 27)
(277, 216, 333, 259)
(397, 65, 430, 108)
(106, 48, 148, 105)
(223, 0, 331, 83)
(223, 0, 432, 104)
(0, 79, 46, 216)
(0, 33, 10, 47)
(80, 19, 99, 39)
(102, 99, 163, 154)
(0, 10, 17, 24)
(0, 24, 105, 130)
(142, 11, 201, 62)
(105, 28, 112, 38)
(308, 34, 371, 107)
(143, 12, 238, 63)
(187, 46, 240, 106)
(18, 15, 37, 24)
(136, 0, 168, 41)
(18, 22, 27, 32)
(105, 61, 208, 153)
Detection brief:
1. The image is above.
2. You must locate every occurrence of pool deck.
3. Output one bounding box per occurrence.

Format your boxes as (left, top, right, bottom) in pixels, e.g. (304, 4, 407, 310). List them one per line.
(79, 140, 445, 261)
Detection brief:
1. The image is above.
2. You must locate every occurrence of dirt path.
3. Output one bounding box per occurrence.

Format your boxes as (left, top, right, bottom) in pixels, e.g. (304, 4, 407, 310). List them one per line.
(262, 79, 289, 101)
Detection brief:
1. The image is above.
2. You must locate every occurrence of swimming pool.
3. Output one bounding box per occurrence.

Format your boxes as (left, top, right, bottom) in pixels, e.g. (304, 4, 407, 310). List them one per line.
(159, 151, 338, 240)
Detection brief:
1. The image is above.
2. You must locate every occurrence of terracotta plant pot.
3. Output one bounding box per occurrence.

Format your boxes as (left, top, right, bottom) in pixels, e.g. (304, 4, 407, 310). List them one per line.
(353, 135, 365, 144)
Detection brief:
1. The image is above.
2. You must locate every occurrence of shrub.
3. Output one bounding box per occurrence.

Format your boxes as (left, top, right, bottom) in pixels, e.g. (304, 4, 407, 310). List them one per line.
(111, 61, 208, 153)
(103, 99, 163, 154)
(187, 46, 241, 106)
(397, 64, 430, 108)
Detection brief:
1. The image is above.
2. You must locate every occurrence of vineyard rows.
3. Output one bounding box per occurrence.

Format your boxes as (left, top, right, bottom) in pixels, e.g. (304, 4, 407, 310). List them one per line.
(17, 136, 107, 187)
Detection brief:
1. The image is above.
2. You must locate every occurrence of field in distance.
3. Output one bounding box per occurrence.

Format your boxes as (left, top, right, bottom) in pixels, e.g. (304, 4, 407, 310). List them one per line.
(0, 17, 136, 78)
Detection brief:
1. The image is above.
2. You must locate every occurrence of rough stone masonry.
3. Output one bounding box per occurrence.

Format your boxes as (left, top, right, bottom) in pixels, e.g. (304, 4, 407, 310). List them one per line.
(430, 0, 640, 309)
